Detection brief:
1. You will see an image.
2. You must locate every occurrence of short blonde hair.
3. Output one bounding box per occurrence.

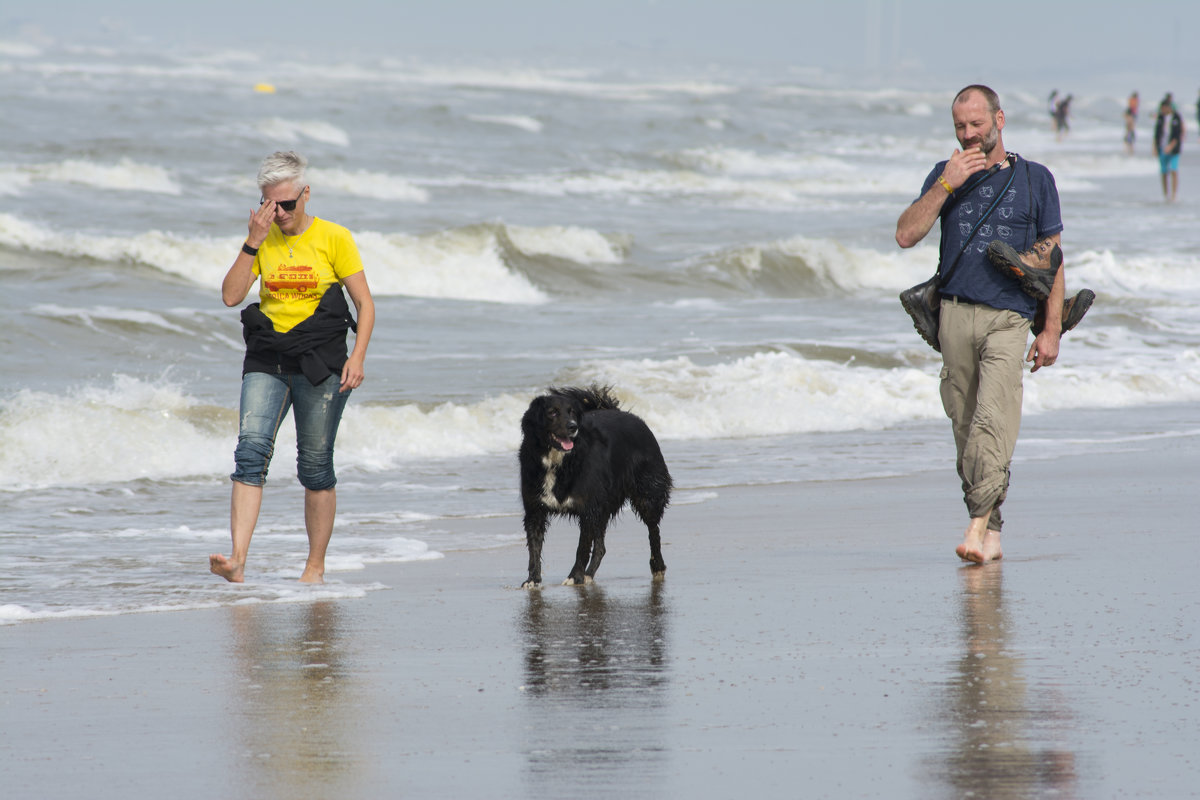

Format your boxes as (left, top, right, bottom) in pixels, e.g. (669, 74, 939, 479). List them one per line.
(256, 151, 307, 190)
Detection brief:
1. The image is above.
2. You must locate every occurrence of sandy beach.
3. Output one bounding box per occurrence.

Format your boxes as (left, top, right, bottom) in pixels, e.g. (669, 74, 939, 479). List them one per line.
(3, 408, 1198, 799)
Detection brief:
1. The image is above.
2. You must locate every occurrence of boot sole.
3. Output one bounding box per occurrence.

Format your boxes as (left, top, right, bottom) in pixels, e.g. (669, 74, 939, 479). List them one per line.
(986, 240, 1062, 300)
(1033, 288, 1096, 336)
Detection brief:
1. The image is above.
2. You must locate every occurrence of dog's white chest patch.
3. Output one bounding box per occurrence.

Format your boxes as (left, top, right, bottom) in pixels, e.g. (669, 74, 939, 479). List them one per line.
(540, 450, 574, 511)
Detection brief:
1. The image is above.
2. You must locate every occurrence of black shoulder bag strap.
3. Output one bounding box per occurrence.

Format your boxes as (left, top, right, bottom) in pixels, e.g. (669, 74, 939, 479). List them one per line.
(936, 152, 1018, 287)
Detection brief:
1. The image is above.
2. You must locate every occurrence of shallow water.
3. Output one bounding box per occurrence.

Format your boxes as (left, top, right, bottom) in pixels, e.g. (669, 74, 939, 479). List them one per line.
(3, 40, 1199, 623)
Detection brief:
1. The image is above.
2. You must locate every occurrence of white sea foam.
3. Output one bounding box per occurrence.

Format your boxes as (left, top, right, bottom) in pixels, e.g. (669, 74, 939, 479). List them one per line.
(720, 236, 937, 293)
(443, 163, 918, 206)
(0, 214, 549, 303)
(372, 62, 735, 100)
(1069, 249, 1200, 298)
(30, 304, 196, 335)
(0, 581, 394, 626)
(354, 228, 548, 303)
(308, 167, 430, 202)
(466, 113, 544, 133)
(0, 213, 237, 286)
(505, 224, 628, 264)
(0, 377, 232, 490)
(671, 146, 852, 179)
(0, 40, 40, 58)
(0, 347, 1172, 491)
(0, 158, 180, 195)
(257, 117, 351, 146)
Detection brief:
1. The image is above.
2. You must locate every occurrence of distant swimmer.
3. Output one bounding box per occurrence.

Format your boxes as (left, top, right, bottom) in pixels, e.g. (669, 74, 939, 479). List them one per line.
(1125, 91, 1139, 154)
(210, 151, 376, 584)
(896, 85, 1091, 564)
(1053, 94, 1072, 141)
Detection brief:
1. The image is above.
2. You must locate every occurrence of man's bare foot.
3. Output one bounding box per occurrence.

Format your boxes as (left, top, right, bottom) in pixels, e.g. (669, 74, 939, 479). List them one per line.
(981, 530, 1003, 562)
(209, 553, 245, 583)
(955, 542, 984, 563)
(955, 518, 988, 563)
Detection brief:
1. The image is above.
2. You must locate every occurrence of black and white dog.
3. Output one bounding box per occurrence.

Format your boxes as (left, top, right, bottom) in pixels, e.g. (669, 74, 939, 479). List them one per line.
(519, 386, 672, 587)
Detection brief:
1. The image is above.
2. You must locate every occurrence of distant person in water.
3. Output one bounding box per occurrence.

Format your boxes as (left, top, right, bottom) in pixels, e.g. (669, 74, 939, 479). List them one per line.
(1053, 94, 1072, 140)
(1124, 91, 1139, 154)
(1154, 98, 1183, 202)
(210, 151, 376, 584)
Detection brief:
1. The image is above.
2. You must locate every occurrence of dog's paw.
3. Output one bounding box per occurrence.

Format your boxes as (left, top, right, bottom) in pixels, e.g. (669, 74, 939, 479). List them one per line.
(651, 570, 666, 582)
(520, 579, 543, 589)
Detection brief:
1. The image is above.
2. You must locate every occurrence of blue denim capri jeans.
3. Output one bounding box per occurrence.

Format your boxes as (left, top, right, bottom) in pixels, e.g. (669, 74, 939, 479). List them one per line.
(231, 372, 351, 491)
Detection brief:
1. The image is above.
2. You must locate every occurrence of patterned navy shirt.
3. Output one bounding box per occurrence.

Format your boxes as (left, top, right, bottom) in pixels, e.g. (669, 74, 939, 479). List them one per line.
(918, 155, 1063, 318)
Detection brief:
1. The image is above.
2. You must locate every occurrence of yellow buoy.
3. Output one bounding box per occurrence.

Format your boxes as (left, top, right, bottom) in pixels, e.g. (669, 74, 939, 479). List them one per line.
(254, 83, 276, 94)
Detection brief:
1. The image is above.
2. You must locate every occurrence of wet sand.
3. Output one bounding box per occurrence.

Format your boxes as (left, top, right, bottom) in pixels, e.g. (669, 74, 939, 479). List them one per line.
(2, 421, 1198, 798)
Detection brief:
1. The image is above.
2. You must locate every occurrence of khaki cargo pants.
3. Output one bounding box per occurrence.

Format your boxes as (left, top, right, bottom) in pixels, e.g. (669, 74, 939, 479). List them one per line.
(938, 297, 1030, 531)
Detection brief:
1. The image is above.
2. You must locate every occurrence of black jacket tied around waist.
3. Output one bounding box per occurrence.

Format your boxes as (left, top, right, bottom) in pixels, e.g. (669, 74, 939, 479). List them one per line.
(240, 287, 357, 385)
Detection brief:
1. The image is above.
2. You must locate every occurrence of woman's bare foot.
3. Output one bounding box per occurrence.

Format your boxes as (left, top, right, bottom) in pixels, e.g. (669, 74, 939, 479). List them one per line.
(299, 562, 325, 584)
(209, 553, 245, 583)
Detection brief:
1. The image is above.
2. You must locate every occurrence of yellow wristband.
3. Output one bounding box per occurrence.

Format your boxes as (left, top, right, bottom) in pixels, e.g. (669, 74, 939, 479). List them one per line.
(937, 176, 954, 194)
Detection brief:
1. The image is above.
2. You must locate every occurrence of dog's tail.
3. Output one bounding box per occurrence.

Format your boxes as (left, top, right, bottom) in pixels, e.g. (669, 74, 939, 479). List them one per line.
(548, 384, 621, 411)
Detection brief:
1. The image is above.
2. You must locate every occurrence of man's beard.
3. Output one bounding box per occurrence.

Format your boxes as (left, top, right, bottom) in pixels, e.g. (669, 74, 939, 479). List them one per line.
(962, 121, 1000, 156)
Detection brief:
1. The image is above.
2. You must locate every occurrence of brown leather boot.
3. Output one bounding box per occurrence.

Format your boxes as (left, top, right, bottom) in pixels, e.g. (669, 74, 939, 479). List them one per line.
(1033, 289, 1095, 336)
(986, 239, 1062, 300)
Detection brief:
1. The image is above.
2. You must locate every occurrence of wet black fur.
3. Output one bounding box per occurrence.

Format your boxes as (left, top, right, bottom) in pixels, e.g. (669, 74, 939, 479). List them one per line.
(519, 385, 672, 587)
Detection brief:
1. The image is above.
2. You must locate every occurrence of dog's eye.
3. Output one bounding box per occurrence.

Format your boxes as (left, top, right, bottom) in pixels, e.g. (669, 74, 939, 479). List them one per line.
(548, 409, 558, 419)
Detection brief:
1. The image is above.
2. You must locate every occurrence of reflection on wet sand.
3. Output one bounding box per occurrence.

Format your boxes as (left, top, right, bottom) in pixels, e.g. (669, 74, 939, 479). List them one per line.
(226, 601, 365, 800)
(519, 582, 670, 791)
(930, 566, 1078, 798)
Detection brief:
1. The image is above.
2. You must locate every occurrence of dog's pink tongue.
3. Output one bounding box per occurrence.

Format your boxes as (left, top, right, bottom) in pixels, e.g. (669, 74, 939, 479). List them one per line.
(558, 437, 574, 451)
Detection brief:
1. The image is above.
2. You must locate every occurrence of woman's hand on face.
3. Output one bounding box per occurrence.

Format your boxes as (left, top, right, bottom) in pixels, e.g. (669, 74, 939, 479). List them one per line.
(247, 199, 275, 247)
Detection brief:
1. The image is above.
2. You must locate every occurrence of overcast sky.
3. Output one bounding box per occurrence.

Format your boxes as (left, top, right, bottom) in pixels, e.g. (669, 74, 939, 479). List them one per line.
(6, 0, 1199, 90)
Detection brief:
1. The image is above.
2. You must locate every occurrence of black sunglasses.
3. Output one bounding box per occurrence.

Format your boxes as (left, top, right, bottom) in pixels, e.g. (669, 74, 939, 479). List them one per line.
(260, 186, 306, 212)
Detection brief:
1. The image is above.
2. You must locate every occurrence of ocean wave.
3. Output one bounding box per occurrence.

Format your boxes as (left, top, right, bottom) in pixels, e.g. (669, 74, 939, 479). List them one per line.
(0, 40, 40, 58)
(0, 158, 180, 195)
(505, 224, 628, 264)
(6, 341, 1200, 490)
(695, 236, 936, 296)
(309, 167, 429, 202)
(354, 226, 546, 303)
(433, 161, 917, 207)
(30, 304, 201, 336)
(1070, 248, 1200, 298)
(466, 113, 544, 133)
(667, 146, 855, 179)
(257, 117, 351, 146)
(0, 376, 232, 490)
(0, 213, 238, 287)
(370, 61, 736, 100)
(0, 211, 931, 300)
(0, 214, 613, 303)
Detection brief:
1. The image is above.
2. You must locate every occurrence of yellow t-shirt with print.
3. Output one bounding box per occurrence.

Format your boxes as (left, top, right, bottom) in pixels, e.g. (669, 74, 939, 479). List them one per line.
(252, 217, 364, 333)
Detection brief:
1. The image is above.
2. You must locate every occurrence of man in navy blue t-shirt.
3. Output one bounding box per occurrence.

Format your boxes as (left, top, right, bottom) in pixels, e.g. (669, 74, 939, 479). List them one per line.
(895, 84, 1066, 565)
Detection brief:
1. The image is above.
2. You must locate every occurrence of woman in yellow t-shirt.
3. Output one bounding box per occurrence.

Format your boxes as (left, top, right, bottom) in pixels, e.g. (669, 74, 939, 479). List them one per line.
(210, 151, 376, 584)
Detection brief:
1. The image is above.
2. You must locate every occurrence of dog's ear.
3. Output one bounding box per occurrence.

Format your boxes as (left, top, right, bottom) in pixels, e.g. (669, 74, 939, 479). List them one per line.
(521, 396, 548, 439)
